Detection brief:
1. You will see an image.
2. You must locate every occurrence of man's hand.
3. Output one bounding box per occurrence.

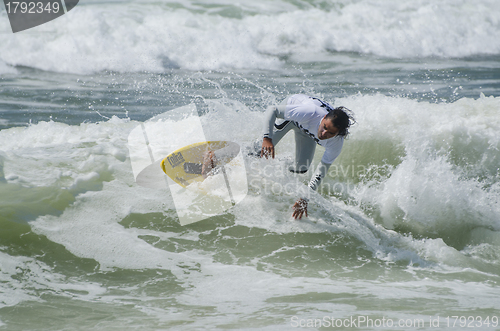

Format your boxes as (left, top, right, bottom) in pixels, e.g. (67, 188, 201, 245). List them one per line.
(292, 198, 308, 219)
(260, 137, 275, 159)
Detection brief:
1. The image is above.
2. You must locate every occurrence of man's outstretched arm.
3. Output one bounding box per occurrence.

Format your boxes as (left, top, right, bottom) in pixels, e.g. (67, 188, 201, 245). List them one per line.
(261, 105, 286, 158)
(292, 161, 332, 219)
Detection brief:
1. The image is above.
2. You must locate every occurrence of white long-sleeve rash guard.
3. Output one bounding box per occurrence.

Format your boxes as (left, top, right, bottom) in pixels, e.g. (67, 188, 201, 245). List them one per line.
(262, 95, 344, 192)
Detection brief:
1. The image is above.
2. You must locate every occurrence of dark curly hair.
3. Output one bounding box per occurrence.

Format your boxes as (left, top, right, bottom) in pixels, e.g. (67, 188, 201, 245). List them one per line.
(324, 106, 355, 138)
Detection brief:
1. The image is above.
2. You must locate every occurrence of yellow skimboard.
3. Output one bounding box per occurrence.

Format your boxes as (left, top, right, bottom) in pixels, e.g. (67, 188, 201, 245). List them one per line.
(161, 141, 240, 188)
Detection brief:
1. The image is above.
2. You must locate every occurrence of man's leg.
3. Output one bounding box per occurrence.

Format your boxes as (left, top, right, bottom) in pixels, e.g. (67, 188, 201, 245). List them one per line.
(290, 128, 316, 174)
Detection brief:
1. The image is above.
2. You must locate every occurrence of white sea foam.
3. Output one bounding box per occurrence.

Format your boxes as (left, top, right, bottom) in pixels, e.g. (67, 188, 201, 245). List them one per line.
(341, 94, 500, 236)
(0, 251, 107, 309)
(0, 0, 499, 73)
(0, 59, 16, 75)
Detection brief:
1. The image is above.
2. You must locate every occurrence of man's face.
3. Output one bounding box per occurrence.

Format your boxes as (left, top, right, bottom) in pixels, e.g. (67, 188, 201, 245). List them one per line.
(318, 116, 339, 140)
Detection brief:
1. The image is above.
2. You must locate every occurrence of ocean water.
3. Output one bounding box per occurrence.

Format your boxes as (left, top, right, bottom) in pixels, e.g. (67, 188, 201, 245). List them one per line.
(1, 0, 500, 330)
